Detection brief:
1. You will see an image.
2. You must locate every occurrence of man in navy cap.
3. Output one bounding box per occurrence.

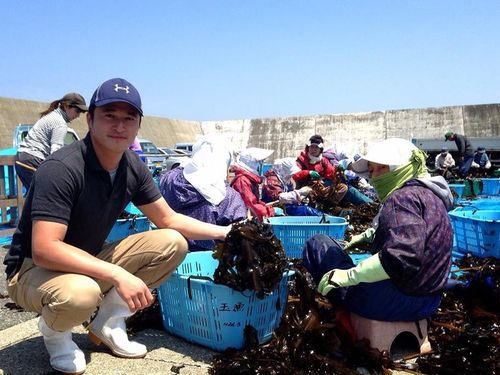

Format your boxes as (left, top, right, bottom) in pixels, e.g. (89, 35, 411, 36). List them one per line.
(3, 78, 231, 374)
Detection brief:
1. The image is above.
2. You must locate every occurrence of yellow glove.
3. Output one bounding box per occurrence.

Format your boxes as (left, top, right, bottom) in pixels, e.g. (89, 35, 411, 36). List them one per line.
(317, 254, 389, 296)
(345, 228, 376, 250)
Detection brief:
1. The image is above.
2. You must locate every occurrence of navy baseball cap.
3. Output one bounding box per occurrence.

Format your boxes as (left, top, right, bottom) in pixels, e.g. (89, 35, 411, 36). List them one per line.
(89, 78, 143, 115)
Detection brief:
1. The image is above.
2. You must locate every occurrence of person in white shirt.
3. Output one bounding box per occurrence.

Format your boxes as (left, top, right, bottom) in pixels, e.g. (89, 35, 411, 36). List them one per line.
(434, 148, 455, 178)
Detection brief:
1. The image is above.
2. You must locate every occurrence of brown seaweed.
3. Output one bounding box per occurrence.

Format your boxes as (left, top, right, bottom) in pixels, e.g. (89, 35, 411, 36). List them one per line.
(210, 265, 392, 375)
(212, 218, 289, 299)
(415, 255, 500, 375)
(125, 215, 500, 375)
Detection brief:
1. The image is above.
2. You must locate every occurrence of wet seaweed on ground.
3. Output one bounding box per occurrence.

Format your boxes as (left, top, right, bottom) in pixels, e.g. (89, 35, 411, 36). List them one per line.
(125, 214, 500, 375)
(210, 265, 393, 375)
(212, 218, 289, 299)
(415, 255, 500, 375)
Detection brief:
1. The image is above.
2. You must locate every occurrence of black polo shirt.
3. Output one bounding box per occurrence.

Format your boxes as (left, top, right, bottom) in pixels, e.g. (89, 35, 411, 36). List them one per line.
(4, 134, 161, 279)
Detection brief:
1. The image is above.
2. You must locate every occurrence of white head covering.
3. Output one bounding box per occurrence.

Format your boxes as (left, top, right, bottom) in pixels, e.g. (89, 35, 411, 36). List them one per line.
(351, 138, 418, 178)
(236, 147, 274, 175)
(272, 157, 300, 183)
(183, 134, 232, 205)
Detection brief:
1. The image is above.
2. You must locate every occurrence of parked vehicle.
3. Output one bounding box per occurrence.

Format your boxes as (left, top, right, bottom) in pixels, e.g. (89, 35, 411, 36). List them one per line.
(174, 142, 194, 155)
(13, 123, 80, 149)
(138, 139, 169, 173)
(159, 147, 190, 170)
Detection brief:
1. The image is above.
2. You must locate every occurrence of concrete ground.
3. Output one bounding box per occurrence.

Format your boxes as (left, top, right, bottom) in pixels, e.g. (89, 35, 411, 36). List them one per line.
(0, 245, 415, 375)
(0, 318, 214, 375)
(0, 244, 215, 375)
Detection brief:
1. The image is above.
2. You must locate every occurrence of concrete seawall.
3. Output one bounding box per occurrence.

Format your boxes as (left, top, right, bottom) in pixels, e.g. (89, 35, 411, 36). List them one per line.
(201, 103, 500, 159)
(1, 96, 499, 159)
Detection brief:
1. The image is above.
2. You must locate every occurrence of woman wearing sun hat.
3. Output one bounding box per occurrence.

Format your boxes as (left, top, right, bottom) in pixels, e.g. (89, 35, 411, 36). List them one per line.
(303, 138, 454, 321)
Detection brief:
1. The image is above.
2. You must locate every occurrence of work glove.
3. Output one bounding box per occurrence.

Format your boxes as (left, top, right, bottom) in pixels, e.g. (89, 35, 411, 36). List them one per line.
(344, 228, 376, 250)
(309, 171, 321, 180)
(317, 254, 390, 296)
(279, 191, 301, 204)
(273, 207, 285, 216)
(297, 186, 312, 197)
(338, 159, 351, 172)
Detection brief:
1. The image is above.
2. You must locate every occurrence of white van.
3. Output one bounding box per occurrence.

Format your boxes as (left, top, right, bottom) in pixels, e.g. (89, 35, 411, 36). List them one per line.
(174, 142, 194, 155)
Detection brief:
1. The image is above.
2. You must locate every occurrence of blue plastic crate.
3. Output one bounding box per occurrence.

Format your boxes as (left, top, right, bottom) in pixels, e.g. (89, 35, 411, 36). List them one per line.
(124, 202, 142, 215)
(266, 215, 348, 258)
(449, 209, 500, 258)
(448, 183, 465, 205)
(481, 178, 500, 196)
(106, 216, 150, 242)
(350, 252, 371, 265)
(157, 251, 293, 352)
(259, 162, 272, 176)
(455, 198, 500, 211)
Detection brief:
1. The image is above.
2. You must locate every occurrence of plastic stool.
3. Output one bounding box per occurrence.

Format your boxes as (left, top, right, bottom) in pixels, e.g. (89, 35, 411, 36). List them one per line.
(350, 313, 432, 357)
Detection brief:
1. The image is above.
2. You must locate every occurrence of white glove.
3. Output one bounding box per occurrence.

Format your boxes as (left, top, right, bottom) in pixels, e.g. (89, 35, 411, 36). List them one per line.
(297, 186, 312, 197)
(278, 191, 301, 204)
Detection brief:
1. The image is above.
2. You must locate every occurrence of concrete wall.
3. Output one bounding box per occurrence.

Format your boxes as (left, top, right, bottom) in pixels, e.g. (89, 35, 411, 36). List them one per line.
(201, 104, 500, 161)
(0, 96, 200, 149)
(1, 96, 499, 160)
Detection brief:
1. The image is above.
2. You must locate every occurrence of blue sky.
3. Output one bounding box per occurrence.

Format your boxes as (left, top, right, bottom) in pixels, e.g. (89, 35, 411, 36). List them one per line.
(1, 1, 499, 121)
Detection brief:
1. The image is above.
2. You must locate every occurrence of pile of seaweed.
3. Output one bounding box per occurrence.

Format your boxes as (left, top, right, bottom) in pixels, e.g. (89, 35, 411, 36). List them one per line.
(209, 256, 500, 375)
(415, 255, 500, 375)
(212, 218, 289, 298)
(125, 209, 500, 375)
(210, 265, 393, 375)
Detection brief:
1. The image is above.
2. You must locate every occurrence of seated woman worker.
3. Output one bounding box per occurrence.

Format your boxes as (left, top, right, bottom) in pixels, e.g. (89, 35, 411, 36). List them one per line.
(262, 157, 319, 216)
(303, 138, 454, 321)
(262, 157, 306, 203)
(160, 135, 247, 251)
(230, 147, 277, 220)
(293, 135, 336, 188)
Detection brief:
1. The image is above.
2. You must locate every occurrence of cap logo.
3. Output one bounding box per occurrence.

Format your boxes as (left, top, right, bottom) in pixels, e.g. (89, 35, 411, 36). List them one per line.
(114, 84, 130, 94)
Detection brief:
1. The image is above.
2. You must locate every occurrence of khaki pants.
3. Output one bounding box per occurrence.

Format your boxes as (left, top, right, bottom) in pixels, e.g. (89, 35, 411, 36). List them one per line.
(7, 229, 188, 331)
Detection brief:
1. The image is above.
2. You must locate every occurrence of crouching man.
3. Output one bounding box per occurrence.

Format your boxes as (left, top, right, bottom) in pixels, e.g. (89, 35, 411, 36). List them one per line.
(3, 78, 230, 374)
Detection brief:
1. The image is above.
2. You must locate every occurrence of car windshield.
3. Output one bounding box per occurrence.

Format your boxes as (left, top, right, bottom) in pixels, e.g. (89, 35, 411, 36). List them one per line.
(160, 148, 189, 156)
(140, 142, 162, 154)
(160, 148, 177, 155)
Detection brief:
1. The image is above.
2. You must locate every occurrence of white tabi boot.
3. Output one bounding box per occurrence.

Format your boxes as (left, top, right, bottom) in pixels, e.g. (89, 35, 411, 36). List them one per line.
(38, 317, 86, 374)
(87, 287, 147, 358)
